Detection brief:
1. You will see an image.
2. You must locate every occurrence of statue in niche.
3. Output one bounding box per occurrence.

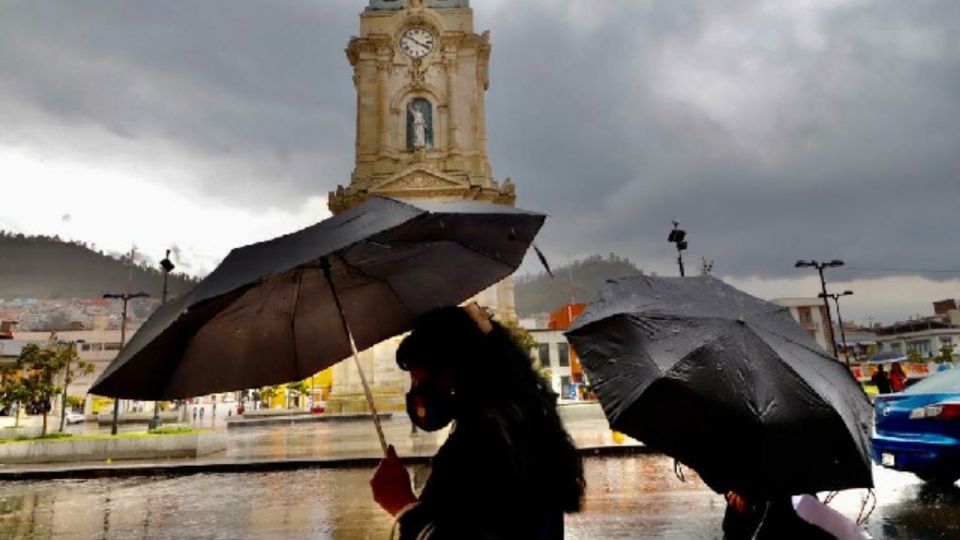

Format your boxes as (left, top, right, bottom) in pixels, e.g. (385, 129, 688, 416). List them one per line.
(407, 98, 433, 150)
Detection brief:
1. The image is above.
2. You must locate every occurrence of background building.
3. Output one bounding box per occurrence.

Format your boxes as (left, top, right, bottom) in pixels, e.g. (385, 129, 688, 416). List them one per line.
(875, 300, 960, 360)
(772, 297, 833, 352)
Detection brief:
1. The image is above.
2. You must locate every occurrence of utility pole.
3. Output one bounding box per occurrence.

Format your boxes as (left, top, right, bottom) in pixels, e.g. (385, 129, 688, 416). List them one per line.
(103, 291, 150, 435)
(796, 259, 845, 359)
(668, 221, 689, 277)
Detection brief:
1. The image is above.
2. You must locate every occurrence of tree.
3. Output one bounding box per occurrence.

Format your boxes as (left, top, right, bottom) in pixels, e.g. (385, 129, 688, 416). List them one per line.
(0, 366, 30, 428)
(16, 344, 65, 436)
(286, 380, 310, 409)
(57, 344, 93, 432)
(907, 349, 925, 363)
(940, 345, 955, 362)
(260, 386, 280, 407)
(503, 320, 538, 354)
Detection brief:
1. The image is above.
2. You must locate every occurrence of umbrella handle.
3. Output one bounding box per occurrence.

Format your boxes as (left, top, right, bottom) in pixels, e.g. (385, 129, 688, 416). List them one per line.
(321, 258, 389, 456)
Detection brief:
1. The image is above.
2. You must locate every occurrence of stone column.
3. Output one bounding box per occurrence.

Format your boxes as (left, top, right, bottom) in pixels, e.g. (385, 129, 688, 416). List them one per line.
(477, 52, 490, 161)
(444, 48, 460, 154)
(377, 54, 392, 155)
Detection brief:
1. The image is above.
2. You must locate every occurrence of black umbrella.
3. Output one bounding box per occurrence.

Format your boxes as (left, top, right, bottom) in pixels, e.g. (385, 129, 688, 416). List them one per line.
(566, 275, 873, 498)
(91, 197, 546, 451)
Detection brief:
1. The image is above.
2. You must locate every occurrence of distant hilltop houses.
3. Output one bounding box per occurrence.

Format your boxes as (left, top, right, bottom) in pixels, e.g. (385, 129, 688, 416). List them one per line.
(0, 296, 159, 332)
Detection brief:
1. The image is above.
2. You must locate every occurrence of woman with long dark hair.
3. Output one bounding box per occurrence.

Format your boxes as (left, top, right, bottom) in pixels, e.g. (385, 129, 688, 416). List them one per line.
(370, 304, 585, 539)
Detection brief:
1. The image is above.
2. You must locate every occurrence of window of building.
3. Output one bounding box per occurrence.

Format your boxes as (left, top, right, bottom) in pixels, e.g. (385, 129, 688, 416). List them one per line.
(558, 344, 570, 367)
(560, 375, 572, 399)
(797, 307, 814, 326)
(104, 342, 122, 351)
(538, 343, 551, 366)
(941, 337, 954, 347)
(890, 342, 903, 353)
(907, 340, 931, 354)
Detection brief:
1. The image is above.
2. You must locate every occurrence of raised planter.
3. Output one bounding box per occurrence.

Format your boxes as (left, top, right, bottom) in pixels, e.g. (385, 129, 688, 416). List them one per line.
(0, 426, 41, 441)
(0, 430, 226, 465)
(94, 412, 180, 425)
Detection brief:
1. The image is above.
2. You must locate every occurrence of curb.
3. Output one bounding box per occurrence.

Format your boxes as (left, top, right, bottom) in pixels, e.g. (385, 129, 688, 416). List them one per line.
(226, 413, 395, 429)
(0, 445, 653, 481)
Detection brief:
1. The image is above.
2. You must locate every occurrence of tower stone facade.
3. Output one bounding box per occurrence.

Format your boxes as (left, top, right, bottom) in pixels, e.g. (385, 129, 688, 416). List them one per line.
(326, 0, 518, 413)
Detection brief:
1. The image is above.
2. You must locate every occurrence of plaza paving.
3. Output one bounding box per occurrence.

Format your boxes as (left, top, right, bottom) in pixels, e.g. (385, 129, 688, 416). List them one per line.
(1, 405, 958, 539)
(0, 453, 957, 539)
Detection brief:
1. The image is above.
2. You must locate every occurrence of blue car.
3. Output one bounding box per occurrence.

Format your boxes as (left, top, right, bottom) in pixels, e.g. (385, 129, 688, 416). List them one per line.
(872, 367, 960, 484)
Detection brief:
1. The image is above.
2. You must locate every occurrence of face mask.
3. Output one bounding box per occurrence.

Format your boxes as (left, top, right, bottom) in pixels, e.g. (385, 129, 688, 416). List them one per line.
(406, 381, 455, 432)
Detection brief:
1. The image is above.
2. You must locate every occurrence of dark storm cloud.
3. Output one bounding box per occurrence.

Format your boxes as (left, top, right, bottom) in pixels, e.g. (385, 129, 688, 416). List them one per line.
(3, 0, 959, 280)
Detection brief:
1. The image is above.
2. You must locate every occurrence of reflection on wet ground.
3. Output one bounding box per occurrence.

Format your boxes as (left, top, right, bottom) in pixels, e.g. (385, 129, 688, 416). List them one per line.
(1, 455, 957, 540)
(223, 407, 637, 462)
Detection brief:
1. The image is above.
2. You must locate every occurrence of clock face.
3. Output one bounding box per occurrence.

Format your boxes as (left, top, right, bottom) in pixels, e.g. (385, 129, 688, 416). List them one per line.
(400, 28, 435, 59)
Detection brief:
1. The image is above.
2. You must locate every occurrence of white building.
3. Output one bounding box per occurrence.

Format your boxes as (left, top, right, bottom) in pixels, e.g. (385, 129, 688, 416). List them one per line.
(875, 310, 960, 359)
(529, 329, 578, 399)
(772, 297, 833, 353)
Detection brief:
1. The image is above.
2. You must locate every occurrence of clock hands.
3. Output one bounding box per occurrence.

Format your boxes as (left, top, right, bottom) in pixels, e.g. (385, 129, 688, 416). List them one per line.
(409, 36, 430, 49)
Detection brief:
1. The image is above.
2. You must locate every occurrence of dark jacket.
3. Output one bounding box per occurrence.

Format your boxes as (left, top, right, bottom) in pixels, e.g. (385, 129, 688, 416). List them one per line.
(398, 409, 564, 540)
(871, 370, 892, 394)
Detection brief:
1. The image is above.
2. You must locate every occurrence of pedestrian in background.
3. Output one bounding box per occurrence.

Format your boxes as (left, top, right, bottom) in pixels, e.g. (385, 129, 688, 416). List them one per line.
(889, 362, 907, 393)
(871, 364, 892, 394)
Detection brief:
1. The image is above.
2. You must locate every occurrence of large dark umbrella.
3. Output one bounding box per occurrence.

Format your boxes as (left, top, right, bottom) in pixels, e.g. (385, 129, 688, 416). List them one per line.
(566, 275, 873, 498)
(91, 197, 545, 450)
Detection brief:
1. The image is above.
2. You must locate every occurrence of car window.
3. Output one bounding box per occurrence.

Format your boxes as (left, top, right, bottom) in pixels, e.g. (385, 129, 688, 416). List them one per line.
(904, 368, 960, 395)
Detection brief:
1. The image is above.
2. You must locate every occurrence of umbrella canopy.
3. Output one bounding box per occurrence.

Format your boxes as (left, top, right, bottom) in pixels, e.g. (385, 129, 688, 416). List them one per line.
(566, 275, 873, 498)
(92, 197, 545, 400)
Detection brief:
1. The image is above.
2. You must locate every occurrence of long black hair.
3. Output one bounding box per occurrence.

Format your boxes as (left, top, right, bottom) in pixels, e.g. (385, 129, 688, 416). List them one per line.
(397, 306, 585, 513)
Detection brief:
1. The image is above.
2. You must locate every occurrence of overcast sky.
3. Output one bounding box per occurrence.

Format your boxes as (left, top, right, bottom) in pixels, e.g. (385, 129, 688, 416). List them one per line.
(2, 0, 959, 323)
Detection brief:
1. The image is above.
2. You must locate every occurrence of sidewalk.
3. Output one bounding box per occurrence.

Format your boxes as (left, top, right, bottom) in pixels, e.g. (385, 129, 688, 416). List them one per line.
(0, 403, 646, 480)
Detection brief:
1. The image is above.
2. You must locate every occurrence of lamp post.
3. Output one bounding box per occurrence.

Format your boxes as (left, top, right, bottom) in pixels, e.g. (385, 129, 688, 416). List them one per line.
(103, 291, 150, 435)
(795, 259, 844, 359)
(149, 251, 176, 431)
(820, 290, 854, 366)
(668, 221, 689, 277)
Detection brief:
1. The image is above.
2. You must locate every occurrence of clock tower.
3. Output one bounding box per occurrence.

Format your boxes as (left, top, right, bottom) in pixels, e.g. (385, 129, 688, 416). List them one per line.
(325, 0, 519, 414)
(329, 0, 515, 214)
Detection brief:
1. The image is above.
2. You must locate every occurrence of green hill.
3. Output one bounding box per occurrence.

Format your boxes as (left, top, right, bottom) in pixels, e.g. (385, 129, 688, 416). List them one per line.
(0, 232, 198, 299)
(514, 254, 644, 316)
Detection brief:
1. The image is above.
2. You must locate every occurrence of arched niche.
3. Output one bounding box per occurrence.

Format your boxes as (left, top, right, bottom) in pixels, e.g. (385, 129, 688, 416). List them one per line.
(391, 86, 445, 153)
(406, 97, 434, 150)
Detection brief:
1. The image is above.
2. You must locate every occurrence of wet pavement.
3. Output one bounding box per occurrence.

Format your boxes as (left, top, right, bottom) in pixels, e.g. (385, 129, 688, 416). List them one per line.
(1, 408, 958, 538)
(0, 454, 958, 539)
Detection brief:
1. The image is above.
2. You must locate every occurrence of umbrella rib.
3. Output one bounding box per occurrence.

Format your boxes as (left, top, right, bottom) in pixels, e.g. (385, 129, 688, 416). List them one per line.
(289, 268, 304, 379)
(334, 252, 416, 321)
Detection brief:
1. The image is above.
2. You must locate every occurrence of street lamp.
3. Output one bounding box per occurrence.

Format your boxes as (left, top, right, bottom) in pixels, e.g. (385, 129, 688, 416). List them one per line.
(820, 290, 854, 366)
(150, 251, 176, 431)
(103, 291, 150, 435)
(668, 221, 689, 277)
(795, 259, 845, 359)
